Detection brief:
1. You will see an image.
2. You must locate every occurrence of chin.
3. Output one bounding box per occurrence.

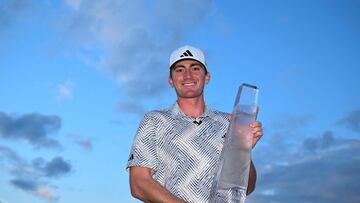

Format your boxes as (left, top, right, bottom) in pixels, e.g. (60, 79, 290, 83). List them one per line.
(178, 92, 204, 99)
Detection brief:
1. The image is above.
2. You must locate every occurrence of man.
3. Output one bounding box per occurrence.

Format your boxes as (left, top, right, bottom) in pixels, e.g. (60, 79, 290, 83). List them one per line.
(127, 45, 263, 203)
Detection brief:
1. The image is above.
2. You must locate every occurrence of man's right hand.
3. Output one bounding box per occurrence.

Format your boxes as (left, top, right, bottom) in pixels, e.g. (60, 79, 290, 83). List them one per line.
(129, 166, 186, 203)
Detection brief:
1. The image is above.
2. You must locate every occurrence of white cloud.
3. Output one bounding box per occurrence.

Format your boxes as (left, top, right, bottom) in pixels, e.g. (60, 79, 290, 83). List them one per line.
(337, 110, 360, 133)
(270, 112, 314, 129)
(57, 80, 74, 103)
(66, 133, 93, 151)
(64, 0, 82, 10)
(249, 131, 360, 203)
(61, 0, 213, 113)
(75, 137, 93, 151)
(34, 188, 58, 201)
(0, 112, 62, 149)
(0, 146, 71, 201)
(118, 99, 146, 116)
(0, 0, 29, 36)
(0, 199, 10, 203)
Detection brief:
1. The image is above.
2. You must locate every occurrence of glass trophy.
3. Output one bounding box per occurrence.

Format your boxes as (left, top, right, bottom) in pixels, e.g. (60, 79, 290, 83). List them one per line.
(210, 83, 259, 203)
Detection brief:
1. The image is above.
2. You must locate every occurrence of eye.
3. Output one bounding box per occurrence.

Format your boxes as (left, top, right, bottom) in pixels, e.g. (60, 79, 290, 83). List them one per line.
(191, 65, 201, 71)
(174, 67, 185, 73)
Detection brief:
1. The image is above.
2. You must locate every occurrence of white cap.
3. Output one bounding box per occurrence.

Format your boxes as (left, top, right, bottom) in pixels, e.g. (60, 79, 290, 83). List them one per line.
(169, 45, 207, 69)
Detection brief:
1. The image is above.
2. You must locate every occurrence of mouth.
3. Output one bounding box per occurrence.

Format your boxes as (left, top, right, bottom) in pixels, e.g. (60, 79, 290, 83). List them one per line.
(182, 81, 197, 87)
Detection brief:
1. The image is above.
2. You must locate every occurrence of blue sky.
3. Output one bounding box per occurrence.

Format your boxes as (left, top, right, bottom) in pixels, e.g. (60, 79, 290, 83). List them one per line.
(0, 0, 359, 202)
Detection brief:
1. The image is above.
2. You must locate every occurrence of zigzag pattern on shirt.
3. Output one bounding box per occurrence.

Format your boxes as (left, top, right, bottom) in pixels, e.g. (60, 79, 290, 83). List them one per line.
(127, 104, 230, 203)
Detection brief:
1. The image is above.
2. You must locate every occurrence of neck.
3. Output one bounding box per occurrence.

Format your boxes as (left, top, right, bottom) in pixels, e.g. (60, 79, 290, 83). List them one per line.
(177, 96, 206, 118)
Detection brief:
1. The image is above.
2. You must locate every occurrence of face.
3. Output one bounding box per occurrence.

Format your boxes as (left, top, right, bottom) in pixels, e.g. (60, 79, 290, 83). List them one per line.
(168, 60, 210, 99)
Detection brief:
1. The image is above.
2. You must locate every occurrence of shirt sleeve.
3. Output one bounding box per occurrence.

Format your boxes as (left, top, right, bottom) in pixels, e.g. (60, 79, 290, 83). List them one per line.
(126, 112, 158, 171)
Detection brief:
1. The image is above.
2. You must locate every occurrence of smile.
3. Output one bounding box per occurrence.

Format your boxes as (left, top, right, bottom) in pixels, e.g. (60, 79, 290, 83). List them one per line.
(182, 82, 197, 86)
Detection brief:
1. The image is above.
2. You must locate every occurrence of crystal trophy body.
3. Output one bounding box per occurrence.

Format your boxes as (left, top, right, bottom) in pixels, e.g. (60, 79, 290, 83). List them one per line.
(210, 83, 259, 203)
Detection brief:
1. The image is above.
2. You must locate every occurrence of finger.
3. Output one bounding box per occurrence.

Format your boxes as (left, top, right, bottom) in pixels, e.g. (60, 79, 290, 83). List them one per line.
(252, 133, 263, 147)
(253, 136, 261, 144)
(252, 132, 263, 140)
(252, 129, 262, 135)
(255, 131, 263, 137)
(250, 121, 262, 128)
(253, 129, 263, 138)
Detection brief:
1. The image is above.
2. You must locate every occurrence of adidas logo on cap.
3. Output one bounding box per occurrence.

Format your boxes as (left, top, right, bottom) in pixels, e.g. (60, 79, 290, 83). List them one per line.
(180, 50, 194, 57)
(169, 45, 206, 68)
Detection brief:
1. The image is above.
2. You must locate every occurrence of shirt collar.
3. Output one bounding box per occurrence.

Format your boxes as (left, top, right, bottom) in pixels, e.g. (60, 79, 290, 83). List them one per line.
(170, 102, 215, 120)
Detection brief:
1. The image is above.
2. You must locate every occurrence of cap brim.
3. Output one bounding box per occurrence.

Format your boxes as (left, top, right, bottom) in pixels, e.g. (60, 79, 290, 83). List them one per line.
(169, 58, 207, 71)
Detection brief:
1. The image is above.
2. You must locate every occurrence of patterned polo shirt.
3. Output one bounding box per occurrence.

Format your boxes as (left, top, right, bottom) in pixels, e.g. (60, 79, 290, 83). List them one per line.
(127, 102, 230, 203)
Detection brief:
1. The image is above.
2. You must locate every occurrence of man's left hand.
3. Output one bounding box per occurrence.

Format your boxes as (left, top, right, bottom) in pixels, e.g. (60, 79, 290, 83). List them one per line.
(250, 121, 263, 148)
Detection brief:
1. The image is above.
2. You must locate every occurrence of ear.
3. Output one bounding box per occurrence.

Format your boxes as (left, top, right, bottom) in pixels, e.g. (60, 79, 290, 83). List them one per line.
(205, 72, 210, 84)
(168, 77, 174, 87)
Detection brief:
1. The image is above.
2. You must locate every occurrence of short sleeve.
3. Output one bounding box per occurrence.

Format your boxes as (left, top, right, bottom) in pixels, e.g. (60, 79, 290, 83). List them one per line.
(126, 113, 158, 171)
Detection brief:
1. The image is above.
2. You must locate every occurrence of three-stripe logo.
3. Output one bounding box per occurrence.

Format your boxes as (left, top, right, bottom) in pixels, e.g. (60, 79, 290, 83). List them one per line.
(180, 50, 193, 57)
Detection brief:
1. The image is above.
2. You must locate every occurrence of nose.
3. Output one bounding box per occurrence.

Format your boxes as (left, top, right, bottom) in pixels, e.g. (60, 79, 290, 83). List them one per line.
(183, 68, 193, 79)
